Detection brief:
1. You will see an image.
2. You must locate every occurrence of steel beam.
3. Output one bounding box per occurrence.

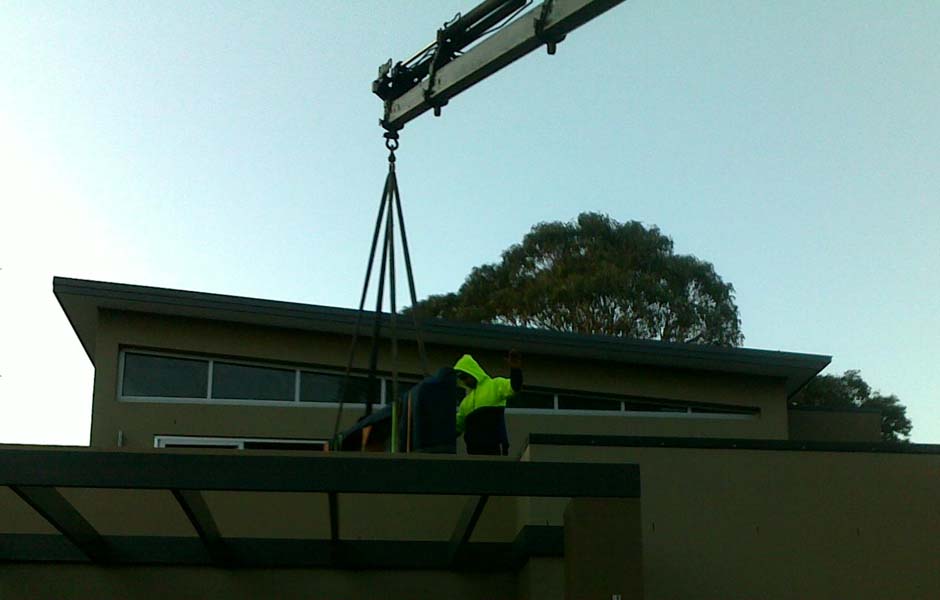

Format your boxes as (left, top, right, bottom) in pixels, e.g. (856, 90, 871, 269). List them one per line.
(0, 528, 562, 569)
(172, 489, 229, 565)
(383, 0, 625, 130)
(0, 449, 641, 498)
(448, 494, 489, 564)
(9, 485, 109, 563)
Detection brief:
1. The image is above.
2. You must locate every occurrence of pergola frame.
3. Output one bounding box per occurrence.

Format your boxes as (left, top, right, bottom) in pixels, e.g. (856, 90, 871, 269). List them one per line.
(1, 448, 640, 570)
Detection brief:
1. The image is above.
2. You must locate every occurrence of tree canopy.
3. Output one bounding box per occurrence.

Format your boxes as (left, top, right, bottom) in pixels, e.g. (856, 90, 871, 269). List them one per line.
(411, 212, 743, 346)
(792, 370, 912, 442)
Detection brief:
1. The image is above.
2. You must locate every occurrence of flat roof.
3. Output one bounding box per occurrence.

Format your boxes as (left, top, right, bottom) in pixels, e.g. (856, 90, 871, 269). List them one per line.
(524, 433, 940, 455)
(54, 276, 830, 397)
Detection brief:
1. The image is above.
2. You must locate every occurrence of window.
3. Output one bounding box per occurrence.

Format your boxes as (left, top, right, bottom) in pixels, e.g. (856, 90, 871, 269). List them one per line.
(154, 436, 240, 449)
(508, 389, 555, 410)
(623, 400, 686, 413)
(691, 405, 758, 416)
(120, 349, 758, 420)
(300, 371, 373, 404)
(119, 349, 402, 407)
(154, 435, 327, 451)
(557, 394, 622, 411)
(506, 388, 760, 419)
(122, 353, 208, 398)
(213, 362, 294, 401)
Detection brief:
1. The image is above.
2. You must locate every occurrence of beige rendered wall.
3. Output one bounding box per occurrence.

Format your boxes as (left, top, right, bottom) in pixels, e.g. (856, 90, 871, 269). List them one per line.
(91, 309, 428, 448)
(788, 408, 883, 442)
(91, 310, 790, 450)
(564, 497, 644, 600)
(526, 442, 940, 600)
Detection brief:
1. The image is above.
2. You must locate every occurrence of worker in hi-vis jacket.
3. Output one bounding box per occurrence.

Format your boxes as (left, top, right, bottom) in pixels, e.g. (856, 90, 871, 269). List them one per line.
(453, 350, 522, 455)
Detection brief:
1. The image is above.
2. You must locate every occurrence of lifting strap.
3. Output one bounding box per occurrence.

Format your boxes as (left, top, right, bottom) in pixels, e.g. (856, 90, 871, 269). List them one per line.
(331, 133, 430, 447)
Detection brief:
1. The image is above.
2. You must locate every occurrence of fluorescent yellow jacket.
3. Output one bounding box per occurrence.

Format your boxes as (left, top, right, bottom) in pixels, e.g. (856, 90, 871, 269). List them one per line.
(454, 354, 515, 436)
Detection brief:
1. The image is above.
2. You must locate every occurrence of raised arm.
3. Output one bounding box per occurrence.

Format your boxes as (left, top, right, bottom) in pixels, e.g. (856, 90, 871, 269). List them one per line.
(508, 349, 523, 392)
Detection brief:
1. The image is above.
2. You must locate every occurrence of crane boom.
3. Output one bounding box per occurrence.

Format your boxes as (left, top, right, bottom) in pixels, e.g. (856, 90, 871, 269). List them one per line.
(375, 0, 625, 131)
(344, 0, 625, 447)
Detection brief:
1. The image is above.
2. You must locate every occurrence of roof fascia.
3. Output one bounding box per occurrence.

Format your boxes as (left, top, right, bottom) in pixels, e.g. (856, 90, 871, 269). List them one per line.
(53, 277, 831, 394)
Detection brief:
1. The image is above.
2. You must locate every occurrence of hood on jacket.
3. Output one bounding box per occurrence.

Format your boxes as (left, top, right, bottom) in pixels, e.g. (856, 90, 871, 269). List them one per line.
(453, 354, 489, 385)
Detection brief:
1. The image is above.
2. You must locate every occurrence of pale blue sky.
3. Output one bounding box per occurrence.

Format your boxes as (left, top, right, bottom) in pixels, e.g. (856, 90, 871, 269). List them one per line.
(1, 1, 937, 443)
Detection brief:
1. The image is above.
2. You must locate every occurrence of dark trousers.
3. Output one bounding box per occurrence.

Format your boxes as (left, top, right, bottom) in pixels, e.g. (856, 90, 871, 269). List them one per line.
(464, 407, 509, 456)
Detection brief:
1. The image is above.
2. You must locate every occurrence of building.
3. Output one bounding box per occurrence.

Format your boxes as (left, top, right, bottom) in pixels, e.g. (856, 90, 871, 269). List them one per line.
(1, 277, 937, 599)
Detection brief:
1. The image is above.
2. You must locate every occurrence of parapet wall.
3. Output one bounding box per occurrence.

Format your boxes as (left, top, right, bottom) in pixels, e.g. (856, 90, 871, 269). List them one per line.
(525, 435, 940, 600)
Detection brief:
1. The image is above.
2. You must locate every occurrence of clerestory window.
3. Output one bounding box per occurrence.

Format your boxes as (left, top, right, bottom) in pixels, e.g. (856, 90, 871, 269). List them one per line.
(119, 350, 406, 406)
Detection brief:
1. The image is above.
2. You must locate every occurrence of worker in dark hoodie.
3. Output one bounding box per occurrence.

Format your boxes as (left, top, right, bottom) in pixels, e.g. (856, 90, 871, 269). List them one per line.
(453, 350, 522, 455)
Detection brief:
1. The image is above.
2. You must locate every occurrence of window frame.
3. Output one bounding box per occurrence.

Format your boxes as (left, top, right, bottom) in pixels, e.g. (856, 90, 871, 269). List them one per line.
(505, 385, 558, 412)
(153, 435, 327, 451)
(506, 387, 759, 420)
(118, 348, 405, 408)
(118, 350, 211, 400)
(119, 348, 759, 420)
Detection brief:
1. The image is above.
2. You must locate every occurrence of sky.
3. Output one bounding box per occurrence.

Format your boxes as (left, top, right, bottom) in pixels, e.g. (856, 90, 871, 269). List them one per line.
(1, 1, 937, 444)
